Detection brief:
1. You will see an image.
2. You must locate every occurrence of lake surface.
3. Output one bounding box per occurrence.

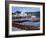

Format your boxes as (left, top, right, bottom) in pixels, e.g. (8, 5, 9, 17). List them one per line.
(14, 18, 40, 27)
(21, 21, 40, 27)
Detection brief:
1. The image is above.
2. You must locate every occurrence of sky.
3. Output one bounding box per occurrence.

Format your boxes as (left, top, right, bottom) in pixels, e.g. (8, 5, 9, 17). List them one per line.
(12, 6, 40, 13)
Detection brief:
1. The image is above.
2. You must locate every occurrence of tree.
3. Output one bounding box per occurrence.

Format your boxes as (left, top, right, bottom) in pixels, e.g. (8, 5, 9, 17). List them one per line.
(15, 11, 21, 16)
(15, 11, 21, 14)
(25, 12, 32, 16)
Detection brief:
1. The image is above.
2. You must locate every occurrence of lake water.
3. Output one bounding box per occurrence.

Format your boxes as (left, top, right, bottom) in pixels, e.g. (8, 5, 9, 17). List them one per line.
(21, 21, 40, 27)
(14, 18, 40, 27)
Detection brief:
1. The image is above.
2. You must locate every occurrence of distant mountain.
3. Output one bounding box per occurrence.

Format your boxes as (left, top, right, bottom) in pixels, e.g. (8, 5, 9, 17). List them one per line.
(12, 11, 40, 18)
(32, 11, 40, 18)
(30, 11, 40, 14)
(25, 11, 40, 18)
